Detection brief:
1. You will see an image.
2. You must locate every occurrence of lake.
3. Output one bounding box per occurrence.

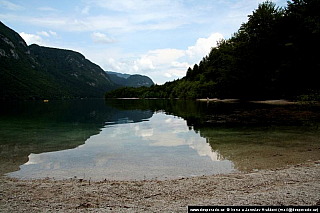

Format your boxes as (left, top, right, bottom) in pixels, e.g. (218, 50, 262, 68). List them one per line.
(1, 99, 320, 181)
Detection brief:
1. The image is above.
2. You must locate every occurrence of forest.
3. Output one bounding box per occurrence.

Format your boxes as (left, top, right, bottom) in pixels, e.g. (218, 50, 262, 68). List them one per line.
(0, 22, 117, 100)
(105, 0, 320, 101)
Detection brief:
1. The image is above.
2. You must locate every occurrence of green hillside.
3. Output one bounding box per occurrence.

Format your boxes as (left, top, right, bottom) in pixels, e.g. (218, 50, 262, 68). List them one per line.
(106, 71, 154, 88)
(0, 22, 116, 100)
(105, 0, 320, 101)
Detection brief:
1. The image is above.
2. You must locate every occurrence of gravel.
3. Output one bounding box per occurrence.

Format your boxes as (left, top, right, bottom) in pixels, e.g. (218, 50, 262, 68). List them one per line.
(1, 162, 319, 212)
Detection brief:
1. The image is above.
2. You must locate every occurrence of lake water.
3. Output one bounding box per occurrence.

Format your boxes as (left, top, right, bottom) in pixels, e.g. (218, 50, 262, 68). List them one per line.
(1, 99, 320, 181)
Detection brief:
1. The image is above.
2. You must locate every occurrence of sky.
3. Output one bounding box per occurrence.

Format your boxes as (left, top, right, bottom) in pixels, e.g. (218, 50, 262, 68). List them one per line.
(0, 0, 287, 84)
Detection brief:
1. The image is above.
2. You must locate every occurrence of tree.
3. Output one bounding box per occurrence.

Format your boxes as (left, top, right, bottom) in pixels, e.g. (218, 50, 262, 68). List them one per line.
(281, 0, 320, 97)
(231, 1, 285, 99)
(106, 1, 320, 101)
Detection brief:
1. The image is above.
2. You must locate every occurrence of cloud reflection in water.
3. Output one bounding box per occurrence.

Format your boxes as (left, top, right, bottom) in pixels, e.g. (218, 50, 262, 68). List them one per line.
(10, 113, 234, 180)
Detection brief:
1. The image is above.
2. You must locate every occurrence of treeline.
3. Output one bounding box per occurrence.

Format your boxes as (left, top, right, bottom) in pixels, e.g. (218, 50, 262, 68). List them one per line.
(105, 0, 320, 100)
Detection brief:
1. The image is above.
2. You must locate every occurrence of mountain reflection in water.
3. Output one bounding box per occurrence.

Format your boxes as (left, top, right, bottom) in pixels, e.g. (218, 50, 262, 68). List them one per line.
(1, 99, 320, 180)
(0, 100, 153, 176)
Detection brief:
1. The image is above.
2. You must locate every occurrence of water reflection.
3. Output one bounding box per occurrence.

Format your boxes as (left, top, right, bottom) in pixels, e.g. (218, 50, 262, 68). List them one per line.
(9, 113, 233, 180)
(0, 100, 152, 175)
(2, 99, 320, 180)
(146, 115, 219, 161)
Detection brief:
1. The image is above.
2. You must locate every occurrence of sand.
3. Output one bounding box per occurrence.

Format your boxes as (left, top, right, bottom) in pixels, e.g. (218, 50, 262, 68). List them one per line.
(1, 161, 319, 212)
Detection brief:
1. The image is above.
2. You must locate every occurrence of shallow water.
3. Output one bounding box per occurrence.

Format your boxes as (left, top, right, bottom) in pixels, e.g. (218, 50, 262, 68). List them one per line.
(9, 113, 234, 180)
(1, 99, 320, 180)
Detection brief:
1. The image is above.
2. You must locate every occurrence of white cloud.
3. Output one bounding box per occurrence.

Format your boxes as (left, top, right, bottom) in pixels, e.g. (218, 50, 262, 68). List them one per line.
(71, 0, 192, 32)
(165, 62, 191, 78)
(81, 6, 90, 15)
(37, 31, 50, 37)
(20, 30, 59, 46)
(147, 49, 185, 65)
(108, 57, 133, 73)
(0, 0, 23, 11)
(99, 33, 224, 84)
(132, 49, 185, 74)
(109, 58, 121, 71)
(166, 68, 188, 78)
(19, 32, 44, 45)
(186, 33, 224, 59)
(37, 7, 59, 12)
(92, 0, 180, 14)
(127, 33, 223, 83)
(134, 56, 155, 72)
(0, 0, 197, 34)
(164, 73, 172, 78)
(171, 61, 190, 69)
(49, 30, 58, 38)
(91, 32, 114, 44)
(0, 0, 288, 86)
(35, 31, 58, 39)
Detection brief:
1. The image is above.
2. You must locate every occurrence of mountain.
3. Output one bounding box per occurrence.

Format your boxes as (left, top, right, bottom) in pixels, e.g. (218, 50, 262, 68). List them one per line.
(106, 71, 154, 88)
(0, 22, 116, 100)
(106, 71, 130, 79)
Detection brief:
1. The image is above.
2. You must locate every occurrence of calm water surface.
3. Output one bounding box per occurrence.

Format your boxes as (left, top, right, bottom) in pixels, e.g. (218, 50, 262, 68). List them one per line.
(1, 99, 320, 180)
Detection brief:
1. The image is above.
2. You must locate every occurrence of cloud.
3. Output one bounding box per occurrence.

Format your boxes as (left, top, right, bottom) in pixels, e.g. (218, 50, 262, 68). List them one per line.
(91, 32, 115, 44)
(166, 61, 191, 78)
(108, 57, 133, 73)
(165, 67, 188, 78)
(132, 48, 185, 73)
(37, 31, 50, 37)
(37, 7, 59, 12)
(49, 30, 58, 38)
(81, 6, 90, 15)
(92, 0, 179, 13)
(172, 61, 190, 69)
(0, 0, 23, 11)
(145, 115, 218, 161)
(77, 0, 193, 32)
(109, 58, 122, 71)
(147, 49, 186, 65)
(0, 0, 197, 34)
(127, 33, 223, 82)
(19, 31, 59, 47)
(164, 73, 172, 78)
(99, 33, 224, 84)
(35, 31, 59, 39)
(134, 56, 155, 72)
(19, 32, 44, 45)
(186, 33, 224, 59)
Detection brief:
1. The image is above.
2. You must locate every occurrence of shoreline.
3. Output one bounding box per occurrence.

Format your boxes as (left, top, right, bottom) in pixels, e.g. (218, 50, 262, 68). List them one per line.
(197, 98, 301, 105)
(1, 162, 319, 212)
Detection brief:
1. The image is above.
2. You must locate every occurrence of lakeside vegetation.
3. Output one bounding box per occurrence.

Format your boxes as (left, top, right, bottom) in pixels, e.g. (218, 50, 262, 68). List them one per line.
(105, 0, 320, 101)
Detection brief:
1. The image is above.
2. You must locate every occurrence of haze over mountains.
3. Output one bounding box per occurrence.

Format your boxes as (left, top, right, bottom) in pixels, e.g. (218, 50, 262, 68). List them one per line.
(0, 22, 154, 100)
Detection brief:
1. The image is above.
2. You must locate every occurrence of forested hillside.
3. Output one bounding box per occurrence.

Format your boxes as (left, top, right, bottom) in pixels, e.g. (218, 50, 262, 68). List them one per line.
(0, 22, 116, 100)
(106, 71, 154, 88)
(105, 0, 320, 101)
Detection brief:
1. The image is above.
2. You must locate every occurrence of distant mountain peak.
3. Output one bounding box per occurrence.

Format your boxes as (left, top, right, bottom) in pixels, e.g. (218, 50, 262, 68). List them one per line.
(106, 71, 130, 79)
(106, 71, 154, 88)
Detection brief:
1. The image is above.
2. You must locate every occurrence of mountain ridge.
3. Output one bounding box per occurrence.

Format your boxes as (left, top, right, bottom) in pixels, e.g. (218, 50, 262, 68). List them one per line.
(106, 71, 154, 88)
(106, 71, 130, 79)
(0, 22, 116, 100)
